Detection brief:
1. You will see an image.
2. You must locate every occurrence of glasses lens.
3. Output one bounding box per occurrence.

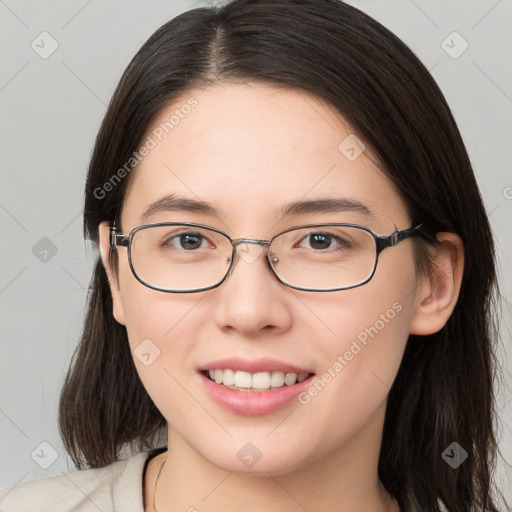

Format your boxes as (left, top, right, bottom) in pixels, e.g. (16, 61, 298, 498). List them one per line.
(269, 225, 376, 290)
(130, 225, 232, 291)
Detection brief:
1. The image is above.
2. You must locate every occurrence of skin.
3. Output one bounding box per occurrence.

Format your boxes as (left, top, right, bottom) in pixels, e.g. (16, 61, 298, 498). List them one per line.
(98, 82, 464, 512)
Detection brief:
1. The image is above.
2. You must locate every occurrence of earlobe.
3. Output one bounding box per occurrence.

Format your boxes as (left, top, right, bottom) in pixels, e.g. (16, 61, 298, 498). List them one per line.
(98, 221, 126, 326)
(409, 232, 464, 336)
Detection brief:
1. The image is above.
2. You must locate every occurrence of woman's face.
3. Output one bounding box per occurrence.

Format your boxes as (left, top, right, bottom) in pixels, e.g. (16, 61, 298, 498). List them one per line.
(102, 82, 424, 476)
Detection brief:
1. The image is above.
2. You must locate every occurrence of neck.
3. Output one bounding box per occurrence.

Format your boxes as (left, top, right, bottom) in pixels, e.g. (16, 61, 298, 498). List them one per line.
(147, 403, 399, 512)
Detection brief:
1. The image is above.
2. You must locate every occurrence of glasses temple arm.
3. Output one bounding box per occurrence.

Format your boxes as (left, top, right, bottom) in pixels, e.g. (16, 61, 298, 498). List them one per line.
(109, 225, 129, 249)
(376, 223, 423, 252)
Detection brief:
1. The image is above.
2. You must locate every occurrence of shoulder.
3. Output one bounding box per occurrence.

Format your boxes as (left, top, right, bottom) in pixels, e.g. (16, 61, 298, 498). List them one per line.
(0, 451, 151, 512)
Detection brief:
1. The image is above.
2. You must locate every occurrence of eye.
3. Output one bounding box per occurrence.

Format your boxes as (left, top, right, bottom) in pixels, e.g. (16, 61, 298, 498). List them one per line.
(163, 232, 209, 251)
(298, 232, 350, 251)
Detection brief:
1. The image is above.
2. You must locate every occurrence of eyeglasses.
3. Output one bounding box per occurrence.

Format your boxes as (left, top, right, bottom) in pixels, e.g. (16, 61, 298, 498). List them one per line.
(109, 222, 422, 293)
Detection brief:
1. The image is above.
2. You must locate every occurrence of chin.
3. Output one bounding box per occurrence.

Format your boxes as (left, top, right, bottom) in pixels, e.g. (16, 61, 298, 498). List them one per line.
(198, 437, 315, 477)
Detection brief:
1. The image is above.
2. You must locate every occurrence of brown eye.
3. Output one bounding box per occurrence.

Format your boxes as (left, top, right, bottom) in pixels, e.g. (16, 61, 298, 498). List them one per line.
(163, 232, 207, 250)
(308, 233, 332, 250)
(297, 232, 350, 251)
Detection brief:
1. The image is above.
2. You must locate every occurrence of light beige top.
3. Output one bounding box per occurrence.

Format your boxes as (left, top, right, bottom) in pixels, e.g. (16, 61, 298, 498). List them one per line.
(0, 451, 151, 512)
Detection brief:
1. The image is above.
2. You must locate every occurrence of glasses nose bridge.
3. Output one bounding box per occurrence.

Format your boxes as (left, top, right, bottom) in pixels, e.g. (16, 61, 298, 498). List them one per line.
(231, 237, 271, 260)
(232, 237, 270, 249)
(228, 238, 274, 271)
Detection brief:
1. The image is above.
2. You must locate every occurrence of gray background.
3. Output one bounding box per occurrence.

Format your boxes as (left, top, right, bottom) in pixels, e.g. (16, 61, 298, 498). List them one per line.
(1, 0, 511, 502)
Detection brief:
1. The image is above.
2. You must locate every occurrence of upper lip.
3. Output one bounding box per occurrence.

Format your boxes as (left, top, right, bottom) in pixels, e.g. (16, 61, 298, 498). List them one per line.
(198, 357, 314, 374)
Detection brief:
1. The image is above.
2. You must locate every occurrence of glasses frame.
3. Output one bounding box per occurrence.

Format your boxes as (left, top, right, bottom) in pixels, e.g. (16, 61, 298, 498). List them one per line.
(109, 221, 423, 293)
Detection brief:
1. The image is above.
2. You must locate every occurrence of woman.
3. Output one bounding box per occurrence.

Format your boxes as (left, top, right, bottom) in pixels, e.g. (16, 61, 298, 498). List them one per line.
(0, 0, 507, 510)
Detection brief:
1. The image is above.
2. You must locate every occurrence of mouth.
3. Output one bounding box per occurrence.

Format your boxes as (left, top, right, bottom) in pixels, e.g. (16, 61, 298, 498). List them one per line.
(197, 358, 316, 416)
(201, 368, 313, 392)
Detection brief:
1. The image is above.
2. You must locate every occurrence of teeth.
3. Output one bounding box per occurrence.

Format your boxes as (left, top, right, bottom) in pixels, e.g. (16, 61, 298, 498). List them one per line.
(222, 368, 235, 386)
(252, 372, 271, 389)
(205, 369, 310, 390)
(270, 371, 285, 388)
(284, 372, 297, 386)
(234, 371, 252, 388)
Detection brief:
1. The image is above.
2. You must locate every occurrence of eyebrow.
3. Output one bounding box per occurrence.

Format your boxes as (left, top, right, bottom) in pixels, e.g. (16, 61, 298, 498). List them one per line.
(279, 197, 373, 218)
(140, 193, 374, 223)
(141, 194, 220, 223)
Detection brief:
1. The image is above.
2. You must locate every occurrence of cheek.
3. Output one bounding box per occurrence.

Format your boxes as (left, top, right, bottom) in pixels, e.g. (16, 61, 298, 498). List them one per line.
(119, 281, 206, 364)
(115, 261, 199, 380)
(115, 253, 199, 341)
(118, 287, 206, 428)
(116, 254, 219, 388)
(289, 296, 411, 463)
(302, 244, 415, 355)
(294, 251, 416, 412)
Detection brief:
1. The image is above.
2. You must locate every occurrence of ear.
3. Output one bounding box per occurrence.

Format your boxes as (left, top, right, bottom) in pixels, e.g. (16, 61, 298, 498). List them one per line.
(98, 221, 126, 326)
(409, 232, 464, 335)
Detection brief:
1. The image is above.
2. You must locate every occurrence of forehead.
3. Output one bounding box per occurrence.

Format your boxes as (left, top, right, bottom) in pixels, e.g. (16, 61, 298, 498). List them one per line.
(121, 82, 410, 233)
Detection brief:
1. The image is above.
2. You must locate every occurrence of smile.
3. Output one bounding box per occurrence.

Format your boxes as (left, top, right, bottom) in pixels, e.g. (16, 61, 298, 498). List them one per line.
(203, 369, 311, 391)
(197, 359, 315, 415)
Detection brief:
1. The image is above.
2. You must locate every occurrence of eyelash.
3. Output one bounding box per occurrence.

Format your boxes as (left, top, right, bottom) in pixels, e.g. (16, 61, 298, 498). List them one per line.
(295, 232, 352, 251)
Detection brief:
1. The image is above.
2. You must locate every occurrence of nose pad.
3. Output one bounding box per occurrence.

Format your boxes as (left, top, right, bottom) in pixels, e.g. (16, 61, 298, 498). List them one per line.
(235, 241, 265, 264)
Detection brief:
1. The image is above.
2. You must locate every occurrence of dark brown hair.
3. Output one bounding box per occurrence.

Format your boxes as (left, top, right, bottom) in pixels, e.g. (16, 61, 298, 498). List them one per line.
(59, 1, 508, 510)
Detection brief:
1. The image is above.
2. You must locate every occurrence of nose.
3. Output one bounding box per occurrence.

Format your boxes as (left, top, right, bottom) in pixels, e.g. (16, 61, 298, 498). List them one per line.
(212, 240, 293, 336)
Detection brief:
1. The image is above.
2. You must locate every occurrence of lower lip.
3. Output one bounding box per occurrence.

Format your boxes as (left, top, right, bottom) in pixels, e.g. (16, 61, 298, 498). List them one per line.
(198, 372, 314, 416)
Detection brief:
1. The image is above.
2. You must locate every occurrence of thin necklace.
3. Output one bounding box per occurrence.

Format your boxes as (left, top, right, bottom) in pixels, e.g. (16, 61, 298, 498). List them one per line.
(152, 455, 167, 511)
